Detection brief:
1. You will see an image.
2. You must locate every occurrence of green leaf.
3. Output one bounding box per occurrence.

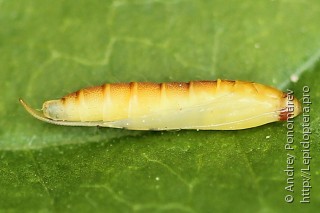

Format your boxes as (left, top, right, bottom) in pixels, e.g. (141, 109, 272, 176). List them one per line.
(1, 0, 319, 212)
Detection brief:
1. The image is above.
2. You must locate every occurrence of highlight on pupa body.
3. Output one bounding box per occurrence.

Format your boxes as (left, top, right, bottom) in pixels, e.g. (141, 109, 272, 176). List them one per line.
(20, 79, 301, 130)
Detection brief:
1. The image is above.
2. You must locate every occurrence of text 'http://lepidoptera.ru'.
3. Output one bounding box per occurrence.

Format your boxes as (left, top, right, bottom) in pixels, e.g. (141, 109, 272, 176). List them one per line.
(20, 79, 301, 130)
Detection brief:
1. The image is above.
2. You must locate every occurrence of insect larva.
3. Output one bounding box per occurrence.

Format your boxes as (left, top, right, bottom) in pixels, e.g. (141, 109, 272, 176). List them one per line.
(20, 79, 301, 130)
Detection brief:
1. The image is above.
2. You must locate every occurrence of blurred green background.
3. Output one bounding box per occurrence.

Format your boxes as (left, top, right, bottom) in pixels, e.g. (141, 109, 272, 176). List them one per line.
(1, 0, 319, 212)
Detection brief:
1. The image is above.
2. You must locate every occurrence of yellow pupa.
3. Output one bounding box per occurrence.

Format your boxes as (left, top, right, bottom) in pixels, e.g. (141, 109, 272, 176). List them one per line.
(20, 79, 301, 130)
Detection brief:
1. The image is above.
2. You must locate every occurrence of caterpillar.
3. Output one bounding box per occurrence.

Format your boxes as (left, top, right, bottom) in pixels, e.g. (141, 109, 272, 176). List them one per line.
(20, 79, 301, 130)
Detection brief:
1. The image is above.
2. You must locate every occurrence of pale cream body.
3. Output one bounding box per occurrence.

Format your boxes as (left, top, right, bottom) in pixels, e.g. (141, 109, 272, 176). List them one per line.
(20, 80, 301, 130)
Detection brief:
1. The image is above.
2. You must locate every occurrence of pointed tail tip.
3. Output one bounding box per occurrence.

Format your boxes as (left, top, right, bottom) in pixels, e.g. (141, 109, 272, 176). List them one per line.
(19, 98, 37, 115)
(19, 98, 29, 109)
(18, 98, 50, 124)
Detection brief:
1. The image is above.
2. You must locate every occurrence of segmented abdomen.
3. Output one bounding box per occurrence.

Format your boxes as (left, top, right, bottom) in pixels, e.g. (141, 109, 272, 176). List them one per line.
(59, 80, 283, 122)
(20, 79, 302, 130)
